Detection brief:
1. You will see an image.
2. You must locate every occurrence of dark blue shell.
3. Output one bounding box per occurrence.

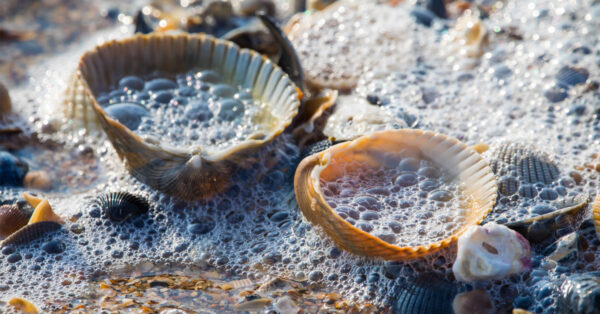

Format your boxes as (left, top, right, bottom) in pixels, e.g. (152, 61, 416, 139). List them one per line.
(93, 192, 149, 223)
(0, 151, 28, 186)
(393, 273, 464, 314)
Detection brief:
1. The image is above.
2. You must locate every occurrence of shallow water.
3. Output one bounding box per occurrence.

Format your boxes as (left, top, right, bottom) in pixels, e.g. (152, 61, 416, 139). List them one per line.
(1, 0, 600, 313)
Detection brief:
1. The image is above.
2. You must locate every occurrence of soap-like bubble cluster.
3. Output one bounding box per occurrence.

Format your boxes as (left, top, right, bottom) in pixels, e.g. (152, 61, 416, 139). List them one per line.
(97, 70, 274, 153)
(320, 153, 469, 247)
(3, 0, 600, 312)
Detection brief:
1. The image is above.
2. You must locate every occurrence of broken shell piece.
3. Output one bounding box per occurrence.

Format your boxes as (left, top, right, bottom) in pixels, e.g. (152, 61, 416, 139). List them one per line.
(442, 11, 488, 59)
(321, 94, 409, 141)
(0, 81, 11, 114)
(63, 33, 300, 200)
(8, 297, 38, 313)
(593, 195, 600, 239)
(294, 129, 496, 260)
(452, 222, 532, 282)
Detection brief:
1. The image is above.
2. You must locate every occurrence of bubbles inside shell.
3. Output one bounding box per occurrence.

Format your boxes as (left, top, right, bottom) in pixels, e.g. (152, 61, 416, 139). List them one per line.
(320, 148, 471, 248)
(97, 70, 277, 153)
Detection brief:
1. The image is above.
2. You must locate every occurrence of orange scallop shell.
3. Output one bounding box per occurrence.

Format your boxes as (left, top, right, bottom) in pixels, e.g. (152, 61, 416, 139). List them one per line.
(294, 129, 497, 261)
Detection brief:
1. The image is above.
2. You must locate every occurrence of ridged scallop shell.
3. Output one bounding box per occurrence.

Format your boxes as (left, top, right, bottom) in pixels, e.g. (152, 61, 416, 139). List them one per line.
(63, 33, 300, 200)
(1, 221, 62, 247)
(93, 192, 149, 223)
(0, 204, 30, 238)
(487, 143, 587, 236)
(294, 129, 497, 260)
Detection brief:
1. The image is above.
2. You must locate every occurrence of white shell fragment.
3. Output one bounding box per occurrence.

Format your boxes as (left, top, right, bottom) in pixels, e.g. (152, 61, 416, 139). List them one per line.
(442, 12, 488, 59)
(452, 222, 532, 282)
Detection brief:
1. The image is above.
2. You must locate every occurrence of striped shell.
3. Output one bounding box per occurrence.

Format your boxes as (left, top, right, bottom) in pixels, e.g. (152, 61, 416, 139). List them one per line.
(0, 204, 29, 238)
(1, 221, 62, 247)
(62, 33, 300, 200)
(294, 129, 497, 260)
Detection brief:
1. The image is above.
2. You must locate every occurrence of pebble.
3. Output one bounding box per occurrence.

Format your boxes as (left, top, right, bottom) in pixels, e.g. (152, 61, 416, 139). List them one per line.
(24, 170, 52, 191)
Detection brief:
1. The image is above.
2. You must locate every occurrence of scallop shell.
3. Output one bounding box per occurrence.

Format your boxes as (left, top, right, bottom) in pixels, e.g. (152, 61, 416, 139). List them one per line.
(63, 33, 300, 200)
(93, 192, 150, 223)
(1, 221, 62, 247)
(294, 129, 497, 260)
(0, 204, 30, 238)
(286, 1, 417, 90)
(487, 143, 587, 240)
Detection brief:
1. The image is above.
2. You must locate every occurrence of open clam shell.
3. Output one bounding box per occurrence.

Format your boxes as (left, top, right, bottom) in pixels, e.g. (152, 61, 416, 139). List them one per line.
(63, 34, 300, 200)
(294, 129, 497, 260)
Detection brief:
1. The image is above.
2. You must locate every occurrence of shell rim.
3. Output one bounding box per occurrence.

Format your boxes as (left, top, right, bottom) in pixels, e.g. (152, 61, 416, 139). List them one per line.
(294, 129, 498, 260)
(75, 32, 301, 161)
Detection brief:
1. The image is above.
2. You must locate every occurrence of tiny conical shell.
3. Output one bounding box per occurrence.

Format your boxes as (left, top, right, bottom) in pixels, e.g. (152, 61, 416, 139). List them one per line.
(294, 129, 497, 260)
(63, 34, 300, 200)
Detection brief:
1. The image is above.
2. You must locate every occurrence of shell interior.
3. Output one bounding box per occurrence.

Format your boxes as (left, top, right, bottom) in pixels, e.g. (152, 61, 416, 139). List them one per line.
(63, 33, 300, 200)
(294, 129, 497, 260)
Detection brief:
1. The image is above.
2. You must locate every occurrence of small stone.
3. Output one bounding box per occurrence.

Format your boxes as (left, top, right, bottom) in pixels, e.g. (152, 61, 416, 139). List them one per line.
(24, 171, 52, 191)
(42, 240, 65, 254)
(452, 290, 494, 314)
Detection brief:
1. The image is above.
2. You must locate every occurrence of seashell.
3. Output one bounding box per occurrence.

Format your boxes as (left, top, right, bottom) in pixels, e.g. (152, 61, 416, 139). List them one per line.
(292, 89, 338, 147)
(505, 193, 589, 230)
(0, 204, 30, 238)
(286, 2, 417, 90)
(452, 222, 531, 282)
(393, 273, 466, 314)
(239, 0, 276, 17)
(8, 297, 38, 313)
(486, 143, 587, 238)
(542, 232, 579, 266)
(24, 193, 64, 225)
(257, 14, 304, 91)
(294, 129, 496, 260)
(1, 221, 62, 247)
(442, 12, 488, 59)
(556, 65, 589, 88)
(321, 94, 410, 141)
(92, 192, 149, 223)
(559, 272, 600, 314)
(0, 150, 28, 187)
(0, 81, 11, 114)
(62, 34, 299, 200)
(593, 195, 600, 240)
